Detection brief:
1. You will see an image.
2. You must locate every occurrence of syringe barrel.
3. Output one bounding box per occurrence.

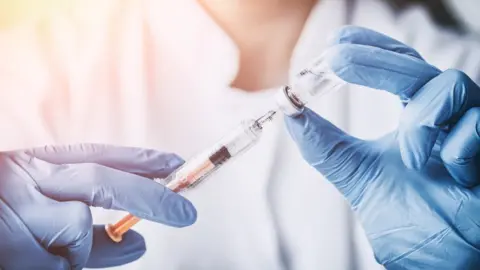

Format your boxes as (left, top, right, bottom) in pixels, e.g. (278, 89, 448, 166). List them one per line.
(159, 119, 262, 191)
(218, 119, 261, 156)
(275, 54, 346, 116)
(105, 119, 267, 242)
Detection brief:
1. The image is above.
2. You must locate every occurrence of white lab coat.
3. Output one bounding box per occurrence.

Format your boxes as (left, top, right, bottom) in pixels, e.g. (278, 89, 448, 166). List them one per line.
(1, 0, 480, 269)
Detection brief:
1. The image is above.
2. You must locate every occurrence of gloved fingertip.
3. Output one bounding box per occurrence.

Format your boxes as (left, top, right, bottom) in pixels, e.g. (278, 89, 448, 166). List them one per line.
(286, 107, 347, 138)
(166, 154, 185, 170)
(283, 110, 305, 132)
(283, 108, 322, 146)
(327, 25, 365, 45)
(169, 195, 197, 227)
(284, 107, 317, 126)
(145, 188, 197, 227)
(284, 107, 365, 177)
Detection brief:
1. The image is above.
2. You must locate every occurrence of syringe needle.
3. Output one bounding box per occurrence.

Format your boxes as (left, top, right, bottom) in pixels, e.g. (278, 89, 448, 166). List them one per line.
(255, 110, 277, 128)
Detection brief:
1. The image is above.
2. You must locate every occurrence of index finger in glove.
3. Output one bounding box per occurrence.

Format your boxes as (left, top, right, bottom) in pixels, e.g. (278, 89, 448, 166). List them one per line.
(323, 43, 441, 100)
(25, 144, 183, 179)
(329, 25, 424, 60)
(16, 154, 197, 227)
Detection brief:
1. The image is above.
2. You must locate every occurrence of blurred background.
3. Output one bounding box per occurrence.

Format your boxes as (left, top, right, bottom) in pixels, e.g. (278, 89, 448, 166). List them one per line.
(0, 0, 479, 269)
(1, 0, 478, 34)
(388, 0, 480, 35)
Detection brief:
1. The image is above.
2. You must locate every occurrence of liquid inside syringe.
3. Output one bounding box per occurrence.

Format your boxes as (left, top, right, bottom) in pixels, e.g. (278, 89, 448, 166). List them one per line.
(160, 109, 277, 191)
(105, 110, 277, 242)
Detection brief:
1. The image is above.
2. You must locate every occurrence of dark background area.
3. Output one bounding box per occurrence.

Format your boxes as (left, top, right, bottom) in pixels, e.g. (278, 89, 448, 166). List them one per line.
(386, 0, 465, 33)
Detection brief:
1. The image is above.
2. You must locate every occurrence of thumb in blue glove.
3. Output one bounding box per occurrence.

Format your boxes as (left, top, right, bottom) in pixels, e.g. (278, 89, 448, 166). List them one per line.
(0, 144, 197, 270)
(287, 108, 480, 269)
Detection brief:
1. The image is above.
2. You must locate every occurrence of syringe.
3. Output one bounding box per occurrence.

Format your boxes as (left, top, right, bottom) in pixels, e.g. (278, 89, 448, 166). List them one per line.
(105, 110, 277, 242)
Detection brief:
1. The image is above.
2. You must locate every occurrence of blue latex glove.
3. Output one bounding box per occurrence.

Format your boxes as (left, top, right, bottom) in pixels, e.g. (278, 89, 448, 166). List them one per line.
(286, 26, 480, 269)
(0, 144, 196, 270)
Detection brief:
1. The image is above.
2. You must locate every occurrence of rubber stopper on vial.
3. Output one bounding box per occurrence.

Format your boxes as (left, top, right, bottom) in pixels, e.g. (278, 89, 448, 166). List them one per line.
(275, 86, 304, 117)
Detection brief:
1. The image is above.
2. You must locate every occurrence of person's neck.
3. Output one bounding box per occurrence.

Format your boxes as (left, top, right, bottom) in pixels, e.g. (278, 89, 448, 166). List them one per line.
(199, 0, 316, 26)
(199, 0, 317, 91)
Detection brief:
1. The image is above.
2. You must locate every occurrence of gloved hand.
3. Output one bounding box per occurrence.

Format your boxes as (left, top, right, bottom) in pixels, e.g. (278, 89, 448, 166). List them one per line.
(0, 144, 196, 270)
(286, 26, 480, 269)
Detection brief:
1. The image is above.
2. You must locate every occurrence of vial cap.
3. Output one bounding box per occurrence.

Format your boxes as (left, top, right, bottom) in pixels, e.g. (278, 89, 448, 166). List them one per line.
(275, 86, 304, 117)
